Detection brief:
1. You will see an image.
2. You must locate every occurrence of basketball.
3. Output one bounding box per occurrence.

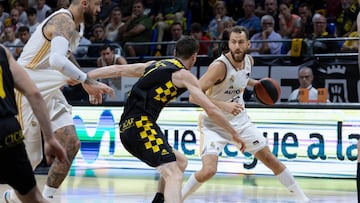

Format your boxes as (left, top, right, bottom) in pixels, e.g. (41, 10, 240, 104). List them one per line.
(254, 78, 281, 105)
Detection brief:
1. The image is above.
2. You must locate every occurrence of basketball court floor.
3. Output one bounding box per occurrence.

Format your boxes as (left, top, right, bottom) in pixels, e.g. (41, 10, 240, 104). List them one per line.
(0, 168, 356, 203)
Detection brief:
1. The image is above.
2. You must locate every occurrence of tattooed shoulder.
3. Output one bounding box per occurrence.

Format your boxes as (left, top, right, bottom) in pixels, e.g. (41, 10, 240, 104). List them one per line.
(44, 13, 76, 40)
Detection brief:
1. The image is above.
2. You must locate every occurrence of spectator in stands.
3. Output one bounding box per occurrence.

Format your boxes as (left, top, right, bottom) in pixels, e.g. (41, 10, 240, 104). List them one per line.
(2, 26, 22, 58)
(189, 22, 211, 55)
(105, 7, 124, 42)
(326, 0, 342, 21)
(45, 0, 70, 17)
(17, 26, 30, 45)
(264, 0, 280, 32)
(296, 3, 313, 38)
(236, 0, 261, 38)
(16, 26, 30, 55)
(213, 17, 235, 56)
(288, 66, 318, 102)
(73, 36, 92, 58)
(208, 0, 232, 40)
(9, 8, 25, 33)
(14, 1, 28, 25)
(153, 0, 187, 51)
(118, 0, 135, 20)
(33, 0, 51, 23)
(97, 0, 118, 25)
(340, 30, 358, 52)
(311, 13, 338, 54)
(248, 15, 282, 55)
(278, 2, 300, 38)
(119, 0, 152, 57)
(165, 22, 184, 56)
(0, 2, 9, 24)
(97, 44, 127, 101)
(25, 7, 39, 35)
(335, 0, 359, 37)
(87, 24, 113, 58)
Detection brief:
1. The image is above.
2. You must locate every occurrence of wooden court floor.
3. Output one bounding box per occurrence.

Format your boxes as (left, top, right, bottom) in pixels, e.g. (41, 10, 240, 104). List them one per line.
(0, 169, 357, 203)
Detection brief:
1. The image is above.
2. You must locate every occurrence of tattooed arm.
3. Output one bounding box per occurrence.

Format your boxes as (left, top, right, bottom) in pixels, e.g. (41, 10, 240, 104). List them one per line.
(43, 13, 114, 100)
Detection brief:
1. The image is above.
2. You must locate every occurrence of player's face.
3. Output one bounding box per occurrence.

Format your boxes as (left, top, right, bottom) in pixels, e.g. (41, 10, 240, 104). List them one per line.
(84, 0, 101, 25)
(228, 31, 250, 62)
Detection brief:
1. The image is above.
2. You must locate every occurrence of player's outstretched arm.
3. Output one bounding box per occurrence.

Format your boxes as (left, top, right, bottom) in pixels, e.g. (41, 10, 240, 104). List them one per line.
(172, 69, 246, 152)
(5, 45, 69, 166)
(87, 61, 155, 79)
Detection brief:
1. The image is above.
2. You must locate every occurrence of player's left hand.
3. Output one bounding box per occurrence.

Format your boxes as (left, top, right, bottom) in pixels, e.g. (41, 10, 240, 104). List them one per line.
(44, 136, 70, 166)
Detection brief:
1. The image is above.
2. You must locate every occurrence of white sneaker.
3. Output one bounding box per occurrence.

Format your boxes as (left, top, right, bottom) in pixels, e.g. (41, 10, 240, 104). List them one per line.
(3, 190, 14, 203)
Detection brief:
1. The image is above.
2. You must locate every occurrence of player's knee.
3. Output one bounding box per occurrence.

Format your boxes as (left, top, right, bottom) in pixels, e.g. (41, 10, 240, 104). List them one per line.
(201, 165, 217, 179)
(176, 154, 188, 172)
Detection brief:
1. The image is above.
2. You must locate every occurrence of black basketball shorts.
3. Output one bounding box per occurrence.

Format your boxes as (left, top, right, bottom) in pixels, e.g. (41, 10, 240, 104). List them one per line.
(119, 116, 176, 167)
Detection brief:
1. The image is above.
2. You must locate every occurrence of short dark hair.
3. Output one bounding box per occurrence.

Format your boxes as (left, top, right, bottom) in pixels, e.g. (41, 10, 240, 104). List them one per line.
(230, 26, 250, 40)
(18, 26, 29, 33)
(26, 7, 37, 16)
(190, 22, 202, 33)
(99, 44, 114, 52)
(175, 36, 199, 59)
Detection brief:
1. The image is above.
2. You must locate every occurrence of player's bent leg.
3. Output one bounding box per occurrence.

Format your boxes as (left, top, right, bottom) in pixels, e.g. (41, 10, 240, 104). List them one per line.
(152, 176, 165, 203)
(152, 150, 188, 203)
(254, 146, 285, 175)
(182, 154, 219, 201)
(43, 125, 80, 198)
(255, 147, 310, 202)
(157, 162, 183, 203)
(174, 150, 188, 172)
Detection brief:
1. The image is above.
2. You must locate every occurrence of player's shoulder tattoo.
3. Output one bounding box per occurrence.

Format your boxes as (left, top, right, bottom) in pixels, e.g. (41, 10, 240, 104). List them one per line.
(45, 13, 76, 39)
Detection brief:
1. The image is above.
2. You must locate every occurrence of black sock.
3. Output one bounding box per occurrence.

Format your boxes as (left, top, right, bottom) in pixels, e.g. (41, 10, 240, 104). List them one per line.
(152, 192, 164, 203)
(357, 163, 360, 203)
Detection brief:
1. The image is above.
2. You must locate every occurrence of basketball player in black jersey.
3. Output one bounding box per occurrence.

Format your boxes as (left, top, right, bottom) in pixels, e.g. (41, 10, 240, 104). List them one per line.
(0, 44, 68, 203)
(87, 36, 246, 203)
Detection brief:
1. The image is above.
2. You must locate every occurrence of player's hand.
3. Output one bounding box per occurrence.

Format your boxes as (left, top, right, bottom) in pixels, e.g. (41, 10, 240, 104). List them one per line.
(224, 102, 244, 116)
(232, 134, 246, 153)
(43, 136, 70, 166)
(82, 79, 114, 98)
(89, 93, 104, 105)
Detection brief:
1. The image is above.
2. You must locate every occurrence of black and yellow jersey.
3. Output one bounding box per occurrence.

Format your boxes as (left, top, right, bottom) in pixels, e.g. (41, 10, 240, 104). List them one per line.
(120, 59, 187, 122)
(0, 46, 17, 118)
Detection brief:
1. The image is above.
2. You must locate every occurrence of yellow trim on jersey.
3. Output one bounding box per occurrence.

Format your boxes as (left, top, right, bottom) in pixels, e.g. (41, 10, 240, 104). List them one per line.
(25, 40, 51, 69)
(14, 90, 24, 129)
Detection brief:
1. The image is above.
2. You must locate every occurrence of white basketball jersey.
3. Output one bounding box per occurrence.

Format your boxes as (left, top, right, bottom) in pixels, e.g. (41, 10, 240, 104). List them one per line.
(17, 8, 84, 70)
(207, 54, 252, 110)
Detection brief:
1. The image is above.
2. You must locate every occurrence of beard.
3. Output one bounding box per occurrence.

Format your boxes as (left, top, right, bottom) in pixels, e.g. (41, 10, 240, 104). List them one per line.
(230, 50, 245, 63)
(84, 9, 96, 25)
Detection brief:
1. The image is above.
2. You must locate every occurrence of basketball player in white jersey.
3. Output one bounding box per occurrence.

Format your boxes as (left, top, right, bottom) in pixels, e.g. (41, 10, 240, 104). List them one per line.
(180, 26, 310, 203)
(4, 0, 114, 202)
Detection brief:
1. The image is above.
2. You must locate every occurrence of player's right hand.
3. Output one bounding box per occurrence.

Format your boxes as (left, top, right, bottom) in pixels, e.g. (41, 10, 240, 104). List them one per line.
(233, 135, 246, 153)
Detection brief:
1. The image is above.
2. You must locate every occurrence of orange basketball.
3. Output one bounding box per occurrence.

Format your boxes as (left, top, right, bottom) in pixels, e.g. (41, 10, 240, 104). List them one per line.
(254, 78, 281, 105)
